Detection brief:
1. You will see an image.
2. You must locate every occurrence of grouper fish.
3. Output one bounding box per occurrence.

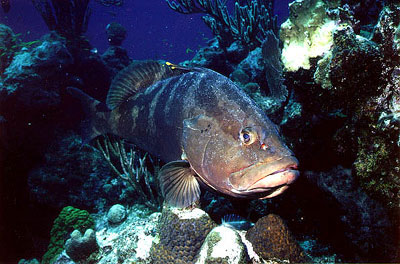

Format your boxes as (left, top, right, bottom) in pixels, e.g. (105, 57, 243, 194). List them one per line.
(68, 61, 299, 208)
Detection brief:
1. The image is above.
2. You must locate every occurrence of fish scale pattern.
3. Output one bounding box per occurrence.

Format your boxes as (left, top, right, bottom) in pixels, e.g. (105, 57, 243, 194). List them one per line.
(149, 207, 217, 264)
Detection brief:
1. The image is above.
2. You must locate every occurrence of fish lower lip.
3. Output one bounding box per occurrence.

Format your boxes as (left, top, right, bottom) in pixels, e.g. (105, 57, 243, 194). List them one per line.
(247, 168, 299, 192)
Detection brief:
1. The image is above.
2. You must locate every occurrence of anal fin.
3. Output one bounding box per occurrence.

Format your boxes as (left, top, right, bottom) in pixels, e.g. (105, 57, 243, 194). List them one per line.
(159, 160, 200, 208)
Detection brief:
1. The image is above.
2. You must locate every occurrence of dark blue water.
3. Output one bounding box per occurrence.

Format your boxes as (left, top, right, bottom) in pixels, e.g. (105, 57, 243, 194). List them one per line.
(0, 0, 289, 63)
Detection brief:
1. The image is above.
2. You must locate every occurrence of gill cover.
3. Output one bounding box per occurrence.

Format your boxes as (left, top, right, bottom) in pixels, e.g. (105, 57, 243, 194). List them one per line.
(182, 114, 244, 193)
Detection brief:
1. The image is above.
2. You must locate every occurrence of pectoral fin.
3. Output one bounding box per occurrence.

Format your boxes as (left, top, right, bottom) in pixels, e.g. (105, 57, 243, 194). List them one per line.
(159, 160, 200, 208)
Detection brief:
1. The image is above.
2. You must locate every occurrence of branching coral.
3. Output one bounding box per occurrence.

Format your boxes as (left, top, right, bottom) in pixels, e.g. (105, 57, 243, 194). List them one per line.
(166, 0, 277, 49)
(96, 135, 163, 211)
(31, 0, 91, 40)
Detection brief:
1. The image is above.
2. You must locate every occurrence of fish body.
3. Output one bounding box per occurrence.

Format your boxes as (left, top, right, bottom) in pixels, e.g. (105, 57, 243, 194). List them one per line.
(69, 61, 299, 207)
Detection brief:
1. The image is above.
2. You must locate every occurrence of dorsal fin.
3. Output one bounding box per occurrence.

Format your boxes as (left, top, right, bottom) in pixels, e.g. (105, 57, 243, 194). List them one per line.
(106, 60, 193, 109)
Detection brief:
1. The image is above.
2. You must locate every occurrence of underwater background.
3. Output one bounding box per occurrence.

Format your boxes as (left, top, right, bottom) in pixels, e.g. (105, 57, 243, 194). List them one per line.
(0, 0, 399, 263)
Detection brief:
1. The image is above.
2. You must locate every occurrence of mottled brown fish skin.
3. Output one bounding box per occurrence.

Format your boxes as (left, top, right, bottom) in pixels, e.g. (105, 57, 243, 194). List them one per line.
(107, 68, 299, 199)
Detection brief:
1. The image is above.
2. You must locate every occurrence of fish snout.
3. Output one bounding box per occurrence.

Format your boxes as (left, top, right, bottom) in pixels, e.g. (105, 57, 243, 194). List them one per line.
(228, 156, 299, 198)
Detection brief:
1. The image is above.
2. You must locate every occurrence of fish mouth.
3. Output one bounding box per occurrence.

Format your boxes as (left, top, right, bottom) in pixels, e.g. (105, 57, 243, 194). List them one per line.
(228, 156, 299, 198)
(247, 166, 299, 198)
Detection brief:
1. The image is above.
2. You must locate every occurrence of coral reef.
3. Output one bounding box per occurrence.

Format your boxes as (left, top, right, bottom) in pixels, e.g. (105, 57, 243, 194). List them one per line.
(3, 0, 400, 263)
(101, 22, 131, 76)
(281, 0, 400, 192)
(65, 229, 99, 262)
(320, 25, 383, 111)
(245, 214, 308, 262)
(305, 166, 397, 261)
(42, 206, 95, 264)
(1, 0, 10, 12)
(101, 45, 131, 76)
(262, 30, 287, 102)
(350, 4, 400, 211)
(95, 0, 124, 7)
(278, 2, 400, 261)
(95, 205, 159, 263)
(106, 22, 127, 46)
(166, 0, 277, 49)
(31, 0, 91, 41)
(149, 207, 216, 264)
(18, 259, 40, 264)
(183, 38, 234, 76)
(2, 32, 72, 93)
(0, 24, 17, 74)
(28, 132, 122, 211)
(280, 0, 339, 71)
(95, 136, 162, 211)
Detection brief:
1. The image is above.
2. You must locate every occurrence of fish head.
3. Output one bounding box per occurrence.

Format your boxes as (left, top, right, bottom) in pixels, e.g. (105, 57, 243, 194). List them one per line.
(183, 114, 299, 199)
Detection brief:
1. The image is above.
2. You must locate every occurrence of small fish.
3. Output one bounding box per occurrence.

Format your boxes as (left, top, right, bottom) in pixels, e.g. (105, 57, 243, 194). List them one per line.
(221, 214, 254, 230)
(186, 48, 194, 54)
(68, 61, 299, 208)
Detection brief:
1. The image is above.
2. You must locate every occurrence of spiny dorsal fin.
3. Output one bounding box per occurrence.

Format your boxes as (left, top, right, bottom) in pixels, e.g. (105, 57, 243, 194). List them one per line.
(106, 60, 192, 110)
(159, 160, 201, 208)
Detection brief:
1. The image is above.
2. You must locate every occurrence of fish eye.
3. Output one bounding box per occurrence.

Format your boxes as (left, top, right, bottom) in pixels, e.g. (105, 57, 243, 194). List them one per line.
(240, 127, 257, 145)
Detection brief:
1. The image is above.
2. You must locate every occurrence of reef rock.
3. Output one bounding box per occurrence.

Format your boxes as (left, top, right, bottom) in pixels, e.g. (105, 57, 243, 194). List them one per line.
(235, 47, 265, 87)
(315, 24, 383, 109)
(17, 259, 40, 264)
(0, 24, 17, 74)
(245, 214, 308, 263)
(149, 206, 217, 264)
(3, 32, 72, 84)
(196, 225, 247, 264)
(182, 38, 233, 76)
(28, 132, 125, 211)
(0, 32, 73, 162)
(305, 166, 397, 261)
(101, 45, 131, 77)
(95, 205, 159, 263)
(106, 22, 127, 46)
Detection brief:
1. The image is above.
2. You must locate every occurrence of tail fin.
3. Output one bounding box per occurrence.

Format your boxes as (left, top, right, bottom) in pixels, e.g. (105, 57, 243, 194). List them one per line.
(66, 87, 111, 143)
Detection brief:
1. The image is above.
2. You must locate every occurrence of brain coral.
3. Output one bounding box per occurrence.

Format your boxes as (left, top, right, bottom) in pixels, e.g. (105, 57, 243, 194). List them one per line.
(245, 214, 308, 263)
(149, 207, 216, 264)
